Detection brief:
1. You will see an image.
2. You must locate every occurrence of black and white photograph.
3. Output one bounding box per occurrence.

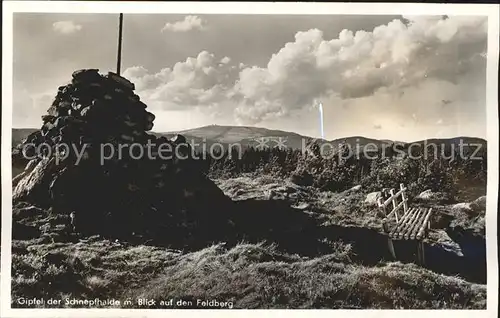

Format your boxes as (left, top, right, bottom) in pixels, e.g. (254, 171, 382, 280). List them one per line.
(1, 1, 499, 316)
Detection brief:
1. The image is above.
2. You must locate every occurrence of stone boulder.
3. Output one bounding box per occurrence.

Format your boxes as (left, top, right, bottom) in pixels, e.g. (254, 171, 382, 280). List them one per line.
(350, 185, 362, 192)
(470, 196, 486, 212)
(364, 191, 382, 206)
(416, 189, 450, 203)
(452, 196, 486, 215)
(417, 189, 433, 200)
(452, 202, 473, 213)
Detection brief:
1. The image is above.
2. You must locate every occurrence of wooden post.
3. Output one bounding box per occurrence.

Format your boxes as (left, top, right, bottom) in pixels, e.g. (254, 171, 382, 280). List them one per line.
(400, 183, 408, 213)
(416, 242, 420, 263)
(390, 188, 398, 222)
(117, 13, 124, 75)
(379, 189, 396, 260)
(377, 197, 386, 216)
(388, 238, 396, 259)
(420, 241, 426, 266)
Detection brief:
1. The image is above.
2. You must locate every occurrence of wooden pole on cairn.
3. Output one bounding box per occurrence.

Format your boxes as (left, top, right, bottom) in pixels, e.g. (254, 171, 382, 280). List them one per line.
(117, 13, 124, 75)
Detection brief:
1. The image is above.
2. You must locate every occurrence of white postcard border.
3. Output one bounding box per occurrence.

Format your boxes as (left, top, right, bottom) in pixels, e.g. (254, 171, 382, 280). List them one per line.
(2, 2, 499, 317)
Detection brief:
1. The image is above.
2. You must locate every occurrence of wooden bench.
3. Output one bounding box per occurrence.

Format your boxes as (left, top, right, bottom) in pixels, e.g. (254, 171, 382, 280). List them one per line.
(377, 183, 432, 265)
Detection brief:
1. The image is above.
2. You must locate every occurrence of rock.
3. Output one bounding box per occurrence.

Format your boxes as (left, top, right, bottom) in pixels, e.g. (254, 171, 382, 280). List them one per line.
(364, 191, 382, 205)
(452, 202, 473, 213)
(39, 222, 54, 232)
(417, 189, 433, 200)
(266, 190, 276, 200)
(107, 71, 135, 90)
(25, 159, 39, 171)
(452, 196, 487, 215)
(12, 171, 27, 188)
(471, 196, 486, 211)
(416, 189, 449, 203)
(292, 202, 310, 210)
(72, 68, 100, 79)
(350, 185, 362, 192)
(42, 115, 56, 123)
(13, 158, 60, 207)
(14, 69, 162, 165)
(430, 230, 464, 257)
(145, 112, 155, 122)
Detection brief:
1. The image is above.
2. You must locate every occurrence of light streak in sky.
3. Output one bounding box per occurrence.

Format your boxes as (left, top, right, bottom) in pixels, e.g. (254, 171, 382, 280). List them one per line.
(318, 101, 325, 139)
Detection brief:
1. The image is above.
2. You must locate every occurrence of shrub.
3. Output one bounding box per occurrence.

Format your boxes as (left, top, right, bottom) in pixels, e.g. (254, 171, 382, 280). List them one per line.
(202, 144, 485, 198)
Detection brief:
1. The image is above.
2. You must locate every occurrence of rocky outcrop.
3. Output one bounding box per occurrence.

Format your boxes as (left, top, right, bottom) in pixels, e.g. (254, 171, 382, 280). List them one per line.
(415, 189, 451, 203)
(452, 196, 486, 215)
(452, 202, 473, 213)
(471, 196, 486, 212)
(417, 189, 434, 200)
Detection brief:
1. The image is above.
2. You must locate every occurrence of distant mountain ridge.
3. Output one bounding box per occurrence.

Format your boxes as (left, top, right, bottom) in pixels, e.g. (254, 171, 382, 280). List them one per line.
(163, 125, 487, 152)
(12, 125, 487, 152)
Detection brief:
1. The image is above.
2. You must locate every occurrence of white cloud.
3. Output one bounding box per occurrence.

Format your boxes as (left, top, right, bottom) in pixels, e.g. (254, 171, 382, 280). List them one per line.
(125, 15, 487, 138)
(52, 20, 82, 34)
(161, 15, 206, 32)
(123, 51, 239, 117)
(232, 16, 487, 123)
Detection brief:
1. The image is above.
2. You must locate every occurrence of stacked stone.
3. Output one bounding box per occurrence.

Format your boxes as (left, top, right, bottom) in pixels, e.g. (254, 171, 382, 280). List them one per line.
(34, 69, 155, 162)
(13, 69, 233, 246)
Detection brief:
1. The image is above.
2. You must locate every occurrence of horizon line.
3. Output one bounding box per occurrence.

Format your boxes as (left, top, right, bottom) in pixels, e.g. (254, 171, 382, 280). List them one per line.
(11, 125, 487, 144)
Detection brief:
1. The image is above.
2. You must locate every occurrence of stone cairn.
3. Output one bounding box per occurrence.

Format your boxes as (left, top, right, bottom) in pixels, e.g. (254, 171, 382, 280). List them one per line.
(13, 69, 232, 246)
(21, 69, 154, 161)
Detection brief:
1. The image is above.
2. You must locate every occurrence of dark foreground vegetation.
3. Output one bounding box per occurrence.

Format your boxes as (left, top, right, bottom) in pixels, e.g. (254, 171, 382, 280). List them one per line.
(10, 145, 488, 309)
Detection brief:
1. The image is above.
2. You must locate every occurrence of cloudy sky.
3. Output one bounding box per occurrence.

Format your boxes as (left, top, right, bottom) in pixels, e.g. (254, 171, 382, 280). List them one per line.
(13, 13, 488, 141)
